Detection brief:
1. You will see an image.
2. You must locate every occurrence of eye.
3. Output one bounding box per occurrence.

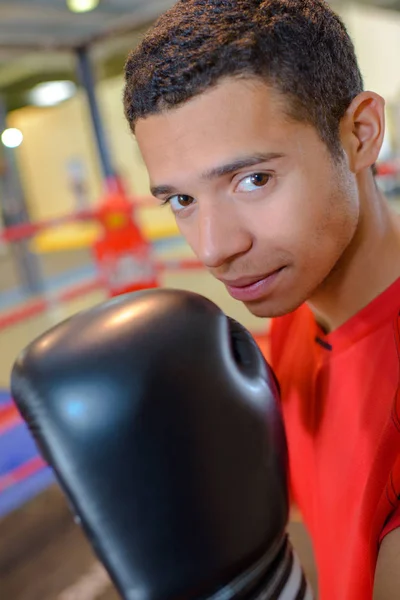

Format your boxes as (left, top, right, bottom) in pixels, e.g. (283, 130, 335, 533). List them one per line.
(166, 194, 195, 213)
(235, 173, 271, 193)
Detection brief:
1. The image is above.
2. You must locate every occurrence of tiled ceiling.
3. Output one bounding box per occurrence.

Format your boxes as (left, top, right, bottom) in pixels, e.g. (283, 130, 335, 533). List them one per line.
(0, 0, 176, 108)
(0, 0, 175, 50)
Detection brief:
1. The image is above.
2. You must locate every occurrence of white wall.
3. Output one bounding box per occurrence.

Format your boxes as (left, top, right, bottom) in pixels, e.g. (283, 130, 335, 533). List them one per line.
(339, 3, 400, 103)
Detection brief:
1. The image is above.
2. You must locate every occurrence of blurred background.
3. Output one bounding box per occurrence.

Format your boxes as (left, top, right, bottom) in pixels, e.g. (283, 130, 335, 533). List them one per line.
(0, 1, 399, 598)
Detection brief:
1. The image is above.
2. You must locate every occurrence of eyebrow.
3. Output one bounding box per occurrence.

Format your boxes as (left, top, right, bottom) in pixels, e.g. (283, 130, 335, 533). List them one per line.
(150, 152, 285, 198)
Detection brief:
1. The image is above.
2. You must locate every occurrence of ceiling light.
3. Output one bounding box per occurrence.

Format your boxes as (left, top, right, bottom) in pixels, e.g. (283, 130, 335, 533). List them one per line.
(29, 81, 77, 107)
(66, 0, 100, 13)
(1, 128, 23, 149)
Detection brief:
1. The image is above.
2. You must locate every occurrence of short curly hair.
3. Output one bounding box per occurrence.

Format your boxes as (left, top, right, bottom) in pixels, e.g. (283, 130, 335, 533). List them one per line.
(124, 0, 364, 156)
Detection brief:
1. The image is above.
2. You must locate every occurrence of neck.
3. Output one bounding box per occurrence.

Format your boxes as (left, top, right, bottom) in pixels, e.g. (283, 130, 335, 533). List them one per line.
(307, 171, 400, 333)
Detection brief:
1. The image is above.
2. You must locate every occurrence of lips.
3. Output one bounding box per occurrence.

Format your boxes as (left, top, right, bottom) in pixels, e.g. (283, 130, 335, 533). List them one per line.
(220, 268, 284, 302)
(220, 274, 272, 288)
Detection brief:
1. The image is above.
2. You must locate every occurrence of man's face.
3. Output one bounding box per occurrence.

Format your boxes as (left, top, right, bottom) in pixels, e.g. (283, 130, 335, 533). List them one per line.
(136, 78, 359, 317)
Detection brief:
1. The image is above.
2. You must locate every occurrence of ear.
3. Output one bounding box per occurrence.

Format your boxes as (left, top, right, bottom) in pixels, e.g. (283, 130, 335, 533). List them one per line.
(339, 91, 385, 173)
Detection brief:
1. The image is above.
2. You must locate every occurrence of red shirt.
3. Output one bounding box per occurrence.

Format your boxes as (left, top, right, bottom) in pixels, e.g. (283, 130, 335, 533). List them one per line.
(269, 277, 400, 600)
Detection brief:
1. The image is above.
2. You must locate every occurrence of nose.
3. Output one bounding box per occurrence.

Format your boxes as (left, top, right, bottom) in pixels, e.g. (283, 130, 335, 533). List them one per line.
(196, 202, 252, 268)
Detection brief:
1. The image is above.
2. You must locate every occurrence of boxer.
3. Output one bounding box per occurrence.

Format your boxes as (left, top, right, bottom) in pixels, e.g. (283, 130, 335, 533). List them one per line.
(122, 1, 400, 598)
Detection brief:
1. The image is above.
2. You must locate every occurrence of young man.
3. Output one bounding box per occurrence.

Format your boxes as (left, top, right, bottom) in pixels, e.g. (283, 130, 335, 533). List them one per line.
(123, 1, 400, 598)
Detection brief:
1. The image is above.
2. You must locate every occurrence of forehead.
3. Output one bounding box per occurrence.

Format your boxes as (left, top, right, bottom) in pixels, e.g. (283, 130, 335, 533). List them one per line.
(135, 78, 309, 177)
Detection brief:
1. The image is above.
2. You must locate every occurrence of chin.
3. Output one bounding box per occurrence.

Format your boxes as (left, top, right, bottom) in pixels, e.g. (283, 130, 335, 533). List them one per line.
(243, 294, 306, 319)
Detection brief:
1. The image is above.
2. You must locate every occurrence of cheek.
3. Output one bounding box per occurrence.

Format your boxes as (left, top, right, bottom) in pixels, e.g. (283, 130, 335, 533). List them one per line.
(173, 214, 200, 253)
(248, 172, 358, 266)
(239, 178, 314, 257)
(290, 184, 359, 274)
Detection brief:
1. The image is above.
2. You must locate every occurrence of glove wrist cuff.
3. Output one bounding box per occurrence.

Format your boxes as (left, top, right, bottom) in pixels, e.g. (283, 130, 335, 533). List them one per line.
(207, 536, 313, 600)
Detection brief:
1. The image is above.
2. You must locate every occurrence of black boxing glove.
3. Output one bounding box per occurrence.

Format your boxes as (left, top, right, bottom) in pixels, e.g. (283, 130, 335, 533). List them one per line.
(11, 289, 313, 600)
